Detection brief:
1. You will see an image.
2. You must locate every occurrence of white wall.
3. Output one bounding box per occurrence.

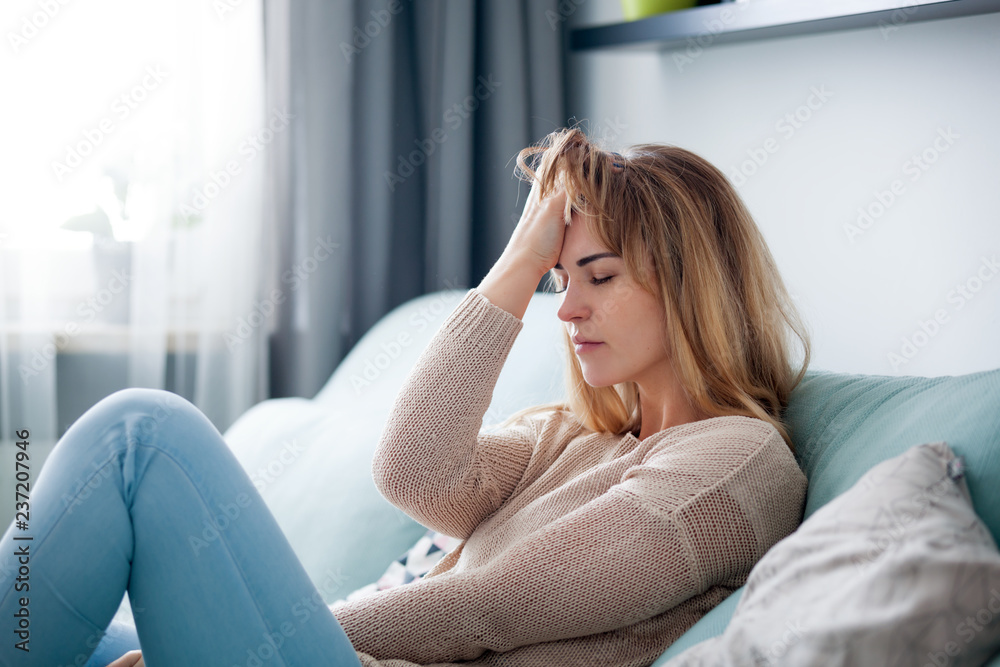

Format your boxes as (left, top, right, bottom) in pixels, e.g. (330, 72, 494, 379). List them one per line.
(567, 2, 1000, 377)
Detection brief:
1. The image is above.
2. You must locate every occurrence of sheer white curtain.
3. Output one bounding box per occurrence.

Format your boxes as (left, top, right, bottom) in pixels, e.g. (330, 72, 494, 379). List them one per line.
(0, 0, 269, 464)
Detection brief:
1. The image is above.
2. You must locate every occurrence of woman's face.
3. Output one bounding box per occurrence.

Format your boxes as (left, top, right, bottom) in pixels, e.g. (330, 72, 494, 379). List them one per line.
(553, 212, 671, 389)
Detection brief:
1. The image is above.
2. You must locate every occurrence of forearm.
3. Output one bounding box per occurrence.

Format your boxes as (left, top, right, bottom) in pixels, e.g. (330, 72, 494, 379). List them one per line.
(334, 490, 700, 664)
(371, 289, 533, 537)
(476, 251, 548, 321)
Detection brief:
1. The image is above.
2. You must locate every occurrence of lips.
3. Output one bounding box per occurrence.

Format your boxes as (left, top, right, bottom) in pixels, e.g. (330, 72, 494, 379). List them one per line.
(571, 333, 603, 356)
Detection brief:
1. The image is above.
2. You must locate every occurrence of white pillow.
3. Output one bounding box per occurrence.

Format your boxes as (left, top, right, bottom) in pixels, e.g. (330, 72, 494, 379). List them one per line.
(664, 441, 1000, 666)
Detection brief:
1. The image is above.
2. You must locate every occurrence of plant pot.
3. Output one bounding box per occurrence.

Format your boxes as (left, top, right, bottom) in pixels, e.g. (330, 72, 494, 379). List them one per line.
(620, 0, 699, 21)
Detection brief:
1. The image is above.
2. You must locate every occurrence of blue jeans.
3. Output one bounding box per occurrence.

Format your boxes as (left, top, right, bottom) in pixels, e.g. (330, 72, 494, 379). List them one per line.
(0, 388, 361, 666)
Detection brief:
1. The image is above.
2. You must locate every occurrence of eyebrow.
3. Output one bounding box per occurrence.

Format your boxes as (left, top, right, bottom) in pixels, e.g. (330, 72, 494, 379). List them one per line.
(553, 252, 620, 270)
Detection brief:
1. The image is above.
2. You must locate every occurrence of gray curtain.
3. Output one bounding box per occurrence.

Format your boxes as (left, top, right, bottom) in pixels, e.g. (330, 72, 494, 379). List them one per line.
(264, 0, 567, 399)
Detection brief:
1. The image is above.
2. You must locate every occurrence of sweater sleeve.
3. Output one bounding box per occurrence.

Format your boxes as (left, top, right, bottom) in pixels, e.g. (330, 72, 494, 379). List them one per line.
(335, 419, 807, 665)
(370, 288, 538, 539)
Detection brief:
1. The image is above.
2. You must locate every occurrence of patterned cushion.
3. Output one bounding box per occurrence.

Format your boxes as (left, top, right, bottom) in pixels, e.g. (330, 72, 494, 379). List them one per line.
(340, 530, 463, 603)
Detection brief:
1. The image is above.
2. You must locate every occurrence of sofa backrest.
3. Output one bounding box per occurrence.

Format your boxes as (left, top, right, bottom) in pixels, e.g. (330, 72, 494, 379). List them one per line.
(786, 368, 1000, 541)
(313, 289, 568, 421)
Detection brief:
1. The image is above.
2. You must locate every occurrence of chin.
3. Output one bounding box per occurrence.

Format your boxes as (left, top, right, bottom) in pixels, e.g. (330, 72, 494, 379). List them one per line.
(580, 366, 622, 389)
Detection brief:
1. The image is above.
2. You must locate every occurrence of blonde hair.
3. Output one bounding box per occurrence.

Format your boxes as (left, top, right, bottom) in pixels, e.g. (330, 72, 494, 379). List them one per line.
(497, 127, 810, 450)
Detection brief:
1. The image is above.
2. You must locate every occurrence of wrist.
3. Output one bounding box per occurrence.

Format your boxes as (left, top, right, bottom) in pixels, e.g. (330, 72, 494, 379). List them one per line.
(497, 250, 549, 283)
(476, 254, 548, 321)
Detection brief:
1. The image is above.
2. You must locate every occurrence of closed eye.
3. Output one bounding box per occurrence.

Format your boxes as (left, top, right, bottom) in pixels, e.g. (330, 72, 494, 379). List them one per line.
(551, 275, 614, 294)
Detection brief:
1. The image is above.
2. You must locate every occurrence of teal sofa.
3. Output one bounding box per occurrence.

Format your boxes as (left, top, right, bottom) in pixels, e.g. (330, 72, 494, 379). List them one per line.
(220, 289, 1000, 664)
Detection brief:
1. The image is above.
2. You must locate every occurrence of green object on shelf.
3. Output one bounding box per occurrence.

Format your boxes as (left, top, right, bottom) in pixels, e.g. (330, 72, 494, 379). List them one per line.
(620, 0, 698, 21)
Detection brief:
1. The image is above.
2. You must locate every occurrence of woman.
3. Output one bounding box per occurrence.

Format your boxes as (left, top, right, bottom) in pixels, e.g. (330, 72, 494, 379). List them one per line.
(0, 127, 810, 666)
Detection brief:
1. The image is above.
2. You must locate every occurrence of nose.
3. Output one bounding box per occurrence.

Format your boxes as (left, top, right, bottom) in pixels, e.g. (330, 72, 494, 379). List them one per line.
(556, 281, 590, 323)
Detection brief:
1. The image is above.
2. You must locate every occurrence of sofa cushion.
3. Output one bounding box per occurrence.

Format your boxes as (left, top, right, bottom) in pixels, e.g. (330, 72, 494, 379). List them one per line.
(660, 441, 1000, 666)
(655, 367, 1000, 664)
(223, 397, 431, 602)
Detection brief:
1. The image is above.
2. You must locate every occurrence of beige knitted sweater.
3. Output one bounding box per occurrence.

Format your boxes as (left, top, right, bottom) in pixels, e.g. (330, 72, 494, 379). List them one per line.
(332, 288, 807, 667)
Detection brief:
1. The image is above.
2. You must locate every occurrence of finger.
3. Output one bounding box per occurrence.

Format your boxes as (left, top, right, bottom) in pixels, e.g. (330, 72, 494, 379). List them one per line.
(106, 650, 143, 667)
(527, 164, 563, 204)
(526, 171, 544, 204)
(542, 185, 570, 224)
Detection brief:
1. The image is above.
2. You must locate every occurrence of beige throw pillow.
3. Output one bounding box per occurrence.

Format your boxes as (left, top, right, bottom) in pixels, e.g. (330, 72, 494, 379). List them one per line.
(664, 441, 1000, 667)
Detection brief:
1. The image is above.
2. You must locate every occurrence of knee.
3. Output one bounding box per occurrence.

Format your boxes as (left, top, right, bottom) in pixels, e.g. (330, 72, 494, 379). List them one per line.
(98, 387, 190, 418)
(53, 389, 217, 487)
(50, 389, 205, 483)
(91, 388, 204, 442)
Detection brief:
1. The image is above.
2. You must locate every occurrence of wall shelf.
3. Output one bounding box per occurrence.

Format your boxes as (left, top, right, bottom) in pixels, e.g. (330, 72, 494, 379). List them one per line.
(570, 0, 1000, 51)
